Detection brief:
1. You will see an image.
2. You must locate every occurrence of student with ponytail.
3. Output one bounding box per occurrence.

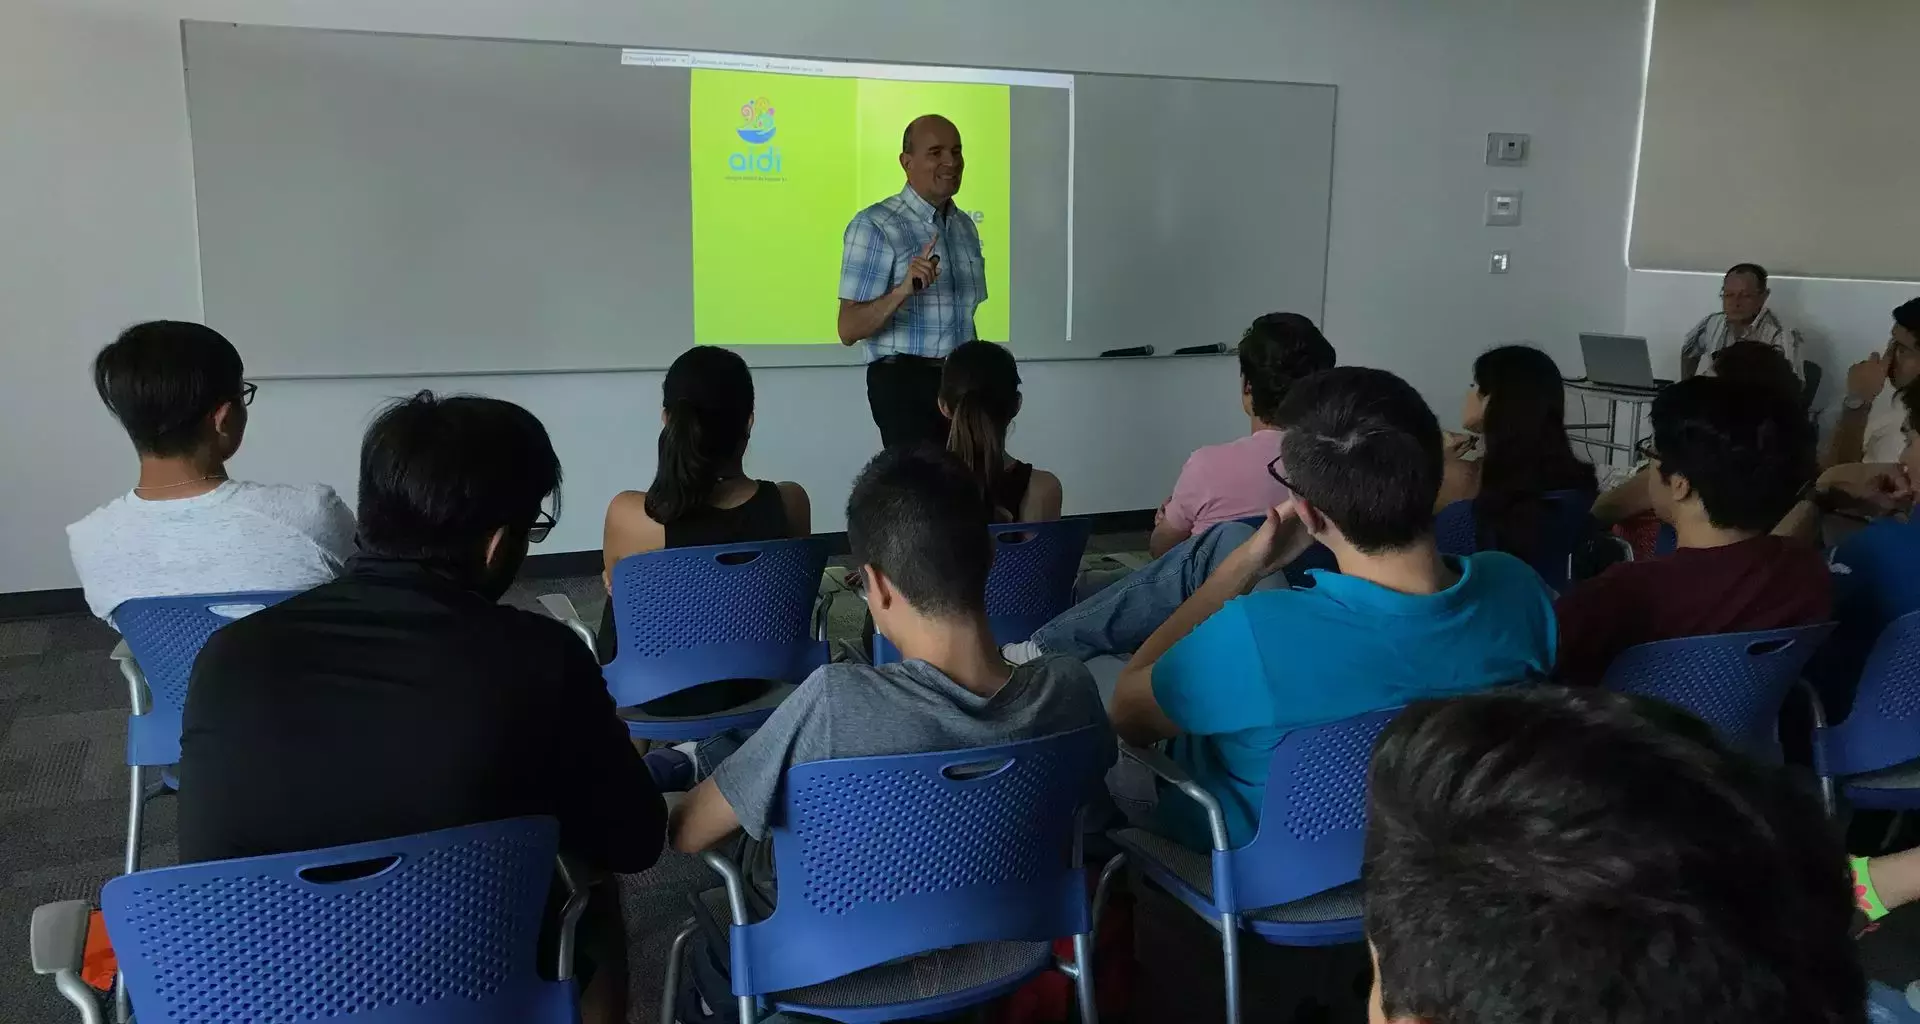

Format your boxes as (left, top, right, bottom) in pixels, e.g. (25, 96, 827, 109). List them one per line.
(600, 346, 810, 662)
(938, 341, 1061, 522)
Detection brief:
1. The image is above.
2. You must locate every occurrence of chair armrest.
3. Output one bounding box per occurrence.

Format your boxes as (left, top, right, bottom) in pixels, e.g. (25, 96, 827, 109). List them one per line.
(700, 850, 754, 927)
(111, 644, 150, 717)
(550, 853, 599, 982)
(1118, 744, 1233, 852)
(537, 594, 597, 657)
(30, 901, 106, 1024)
(30, 900, 90, 976)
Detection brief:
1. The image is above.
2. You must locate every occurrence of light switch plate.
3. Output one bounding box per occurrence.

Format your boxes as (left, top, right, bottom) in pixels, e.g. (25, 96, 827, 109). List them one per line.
(1486, 190, 1523, 227)
(1487, 133, 1530, 166)
(1490, 250, 1511, 274)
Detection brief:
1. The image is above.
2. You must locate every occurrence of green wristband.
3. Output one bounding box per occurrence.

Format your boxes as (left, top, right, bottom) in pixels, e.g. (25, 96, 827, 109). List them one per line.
(1854, 856, 1891, 922)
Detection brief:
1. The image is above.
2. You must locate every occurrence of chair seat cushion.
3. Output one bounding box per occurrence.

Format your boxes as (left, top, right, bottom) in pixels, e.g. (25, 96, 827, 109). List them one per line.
(693, 886, 1052, 1010)
(1111, 827, 1362, 924)
(617, 683, 795, 724)
(1848, 758, 1920, 791)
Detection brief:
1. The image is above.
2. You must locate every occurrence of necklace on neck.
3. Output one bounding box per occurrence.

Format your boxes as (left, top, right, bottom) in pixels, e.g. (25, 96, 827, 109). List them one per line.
(134, 474, 226, 493)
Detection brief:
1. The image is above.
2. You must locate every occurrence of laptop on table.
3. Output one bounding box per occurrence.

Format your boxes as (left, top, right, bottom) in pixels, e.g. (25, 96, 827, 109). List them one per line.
(1578, 333, 1672, 392)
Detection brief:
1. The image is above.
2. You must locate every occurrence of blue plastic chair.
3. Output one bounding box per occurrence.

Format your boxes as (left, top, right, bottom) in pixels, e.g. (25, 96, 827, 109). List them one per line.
(665, 727, 1111, 1024)
(101, 817, 581, 1024)
(603, 537, 830, 739)
(1100, 708, 1398, 1024)
(1434, 489, 1594, 591)
(1813, 610, 1920, 812)
(1603, 621, 1836, 763)
(110, 591, 298, 876)
(873, 519, 1092, 664)
(1654, 521, 1678, 556)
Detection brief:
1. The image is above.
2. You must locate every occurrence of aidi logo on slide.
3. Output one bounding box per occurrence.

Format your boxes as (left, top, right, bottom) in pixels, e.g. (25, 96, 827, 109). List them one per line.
(735, 97, 776, 143)
(727, 96, 784, 179)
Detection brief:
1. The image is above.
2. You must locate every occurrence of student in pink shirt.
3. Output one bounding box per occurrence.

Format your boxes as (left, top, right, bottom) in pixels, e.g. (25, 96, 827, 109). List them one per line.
(1149, 313, 1336, 556)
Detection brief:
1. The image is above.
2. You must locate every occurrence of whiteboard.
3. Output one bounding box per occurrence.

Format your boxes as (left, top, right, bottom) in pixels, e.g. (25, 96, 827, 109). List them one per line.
(183, 22, 1335, 377)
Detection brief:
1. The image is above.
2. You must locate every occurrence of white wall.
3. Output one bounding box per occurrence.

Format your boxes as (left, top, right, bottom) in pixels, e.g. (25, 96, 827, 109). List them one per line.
(1624, 269, 1920, 412)
(0, 0, 1651, 593)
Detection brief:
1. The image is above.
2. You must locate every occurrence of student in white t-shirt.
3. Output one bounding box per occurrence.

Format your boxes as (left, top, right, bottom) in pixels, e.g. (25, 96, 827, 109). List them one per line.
(67, 321, 357, 624)
(1828, 298, 1920, 468)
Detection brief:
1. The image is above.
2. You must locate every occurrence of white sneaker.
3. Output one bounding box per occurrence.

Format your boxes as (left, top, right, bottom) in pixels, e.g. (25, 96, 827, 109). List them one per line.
(1001, 640, 1045, 666)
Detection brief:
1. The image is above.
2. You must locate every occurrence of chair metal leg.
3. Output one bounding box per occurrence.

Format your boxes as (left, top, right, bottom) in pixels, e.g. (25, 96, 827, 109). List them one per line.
(55, 972, 106, 1024)
(660, 920, 696, 1024)
(1091, 853, 1127, 931)
(1070, 930, 1099, 1024)
(124, 764, 145, 875)
(737, 994, 755, 1024)
(1219, 911, 1242, 1024)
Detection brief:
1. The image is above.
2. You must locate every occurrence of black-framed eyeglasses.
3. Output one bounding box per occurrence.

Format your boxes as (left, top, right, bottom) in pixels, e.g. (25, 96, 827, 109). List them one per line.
(527, 508, 556, 544)
(240, 381, 257, 406)
(1267, 454, 1305, 502)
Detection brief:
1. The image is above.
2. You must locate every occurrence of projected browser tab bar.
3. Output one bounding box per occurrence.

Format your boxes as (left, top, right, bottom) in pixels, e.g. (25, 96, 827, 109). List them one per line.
(619, 48, 1074, 91)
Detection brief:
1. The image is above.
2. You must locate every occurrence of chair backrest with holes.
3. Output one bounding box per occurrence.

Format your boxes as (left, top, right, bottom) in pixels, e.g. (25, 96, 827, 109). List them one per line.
(873, 519, 1091, 665)
(1820, 610, 1920, 777)
(1227, 707, 1399, 912)
(604, 537, 829, 705)
(1603, 621, 1836, 761)
(113, 591, 300, 766)
(101, 816, 573, 1024)
(728, 727, 1108, 996)
(1435, 491, 1593, 591)
(1434, 501, 1479, 559)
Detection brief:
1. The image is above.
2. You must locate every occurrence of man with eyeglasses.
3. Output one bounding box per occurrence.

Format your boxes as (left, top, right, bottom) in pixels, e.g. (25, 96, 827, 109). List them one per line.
(1679, 263, 1802, 381)
(1828, 298, 1920, 467)
(178, 391, 663, 1024)
(68, 320, 357, 626)
(1553, 376, 1828, 688)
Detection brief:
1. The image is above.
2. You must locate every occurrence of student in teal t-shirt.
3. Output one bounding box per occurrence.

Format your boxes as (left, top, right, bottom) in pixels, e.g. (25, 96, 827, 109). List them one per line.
(1107, 367, 1559, 850)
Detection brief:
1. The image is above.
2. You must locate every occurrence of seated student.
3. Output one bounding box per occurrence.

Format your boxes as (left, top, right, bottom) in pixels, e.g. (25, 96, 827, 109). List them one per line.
(1776, 384, 1920, 714)
(1364, 686, 1863, 1024)
(67, 320, 356, 624)
(599, 345, 811, 662)
(1148, 312, 1334, 557)
(1679, 262, 1802, 380)
(939, 340, 1061, 522)
(1437, 345, 1598, 562)
(1105, 367, 1557, 851)
(669, 445, 1113, 855)
(1829, 298, 1920, 467)
(1589, 340, 1808, 542)
(1554, 376, 1828, 687)
(179, 392, 663, 1024)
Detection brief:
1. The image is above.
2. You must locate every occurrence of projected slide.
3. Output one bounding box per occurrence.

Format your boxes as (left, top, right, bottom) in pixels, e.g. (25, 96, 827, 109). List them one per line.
(621, 49, 1072, 348)
(689, 72, 1010, 346)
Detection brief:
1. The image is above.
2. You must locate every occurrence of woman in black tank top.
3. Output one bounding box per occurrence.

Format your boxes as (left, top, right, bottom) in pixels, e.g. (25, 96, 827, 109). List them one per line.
(939, 341, 1062, 523)
(598, 347, 811, 688)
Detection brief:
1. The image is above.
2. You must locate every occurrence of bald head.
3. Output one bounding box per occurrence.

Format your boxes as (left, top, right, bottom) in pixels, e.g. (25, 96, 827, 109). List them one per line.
(899, 114, 964, 206)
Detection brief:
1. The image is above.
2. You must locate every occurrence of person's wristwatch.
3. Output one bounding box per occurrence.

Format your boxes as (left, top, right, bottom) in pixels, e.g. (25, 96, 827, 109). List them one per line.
(1798, 480, 1842, 514)
(1844, 394, 1872, 412)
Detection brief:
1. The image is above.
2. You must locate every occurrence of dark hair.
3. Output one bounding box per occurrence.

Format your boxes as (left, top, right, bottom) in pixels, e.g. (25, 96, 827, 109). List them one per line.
(1274, 367, 1442, 552)
(645, 347, 754, 525)
(1894, 297, 1920, 336)
(940, 341, 1022, 511)
(1470, 346, 1597, 561)
(1712, 340, 1805, 411)
(92, 321, 245, 457)
(1727, 262, 1770, 291)
(357, 391, 561, 567)
(1239, 313, 1336, 425)
(1651, 376, 1815, 532)
(847, 445, 992, 618)
(1366, 686, 1862, 1024)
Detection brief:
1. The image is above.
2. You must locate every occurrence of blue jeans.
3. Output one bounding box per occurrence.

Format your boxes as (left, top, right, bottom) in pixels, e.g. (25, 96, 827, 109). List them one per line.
(1032, 521, 1271, 661)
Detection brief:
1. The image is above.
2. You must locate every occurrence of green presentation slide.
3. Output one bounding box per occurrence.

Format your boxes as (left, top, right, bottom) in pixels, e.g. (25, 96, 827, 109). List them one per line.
(689, 69, 1011, 346)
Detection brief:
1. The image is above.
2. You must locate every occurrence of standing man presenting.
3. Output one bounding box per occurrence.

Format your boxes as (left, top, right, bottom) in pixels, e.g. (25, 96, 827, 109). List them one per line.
(838, 114, 987, 448)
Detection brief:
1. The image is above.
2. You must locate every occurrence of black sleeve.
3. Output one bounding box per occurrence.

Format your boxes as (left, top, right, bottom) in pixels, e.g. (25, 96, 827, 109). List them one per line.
(541, 622, 666, 874)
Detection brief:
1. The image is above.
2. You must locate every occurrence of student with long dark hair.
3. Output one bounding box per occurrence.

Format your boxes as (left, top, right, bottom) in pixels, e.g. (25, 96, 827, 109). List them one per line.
(938, 341, 1061, 522)
(599, 346, 810, 660)
(1440, 345, 1597, 560)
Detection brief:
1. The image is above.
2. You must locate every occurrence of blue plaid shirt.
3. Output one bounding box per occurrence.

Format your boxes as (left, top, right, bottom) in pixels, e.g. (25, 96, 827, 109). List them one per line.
(838, 185, 987, 361)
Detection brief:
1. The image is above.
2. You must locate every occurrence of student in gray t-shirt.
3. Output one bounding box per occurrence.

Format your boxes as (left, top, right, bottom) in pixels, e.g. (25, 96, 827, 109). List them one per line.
(669, 445, 1115, 852)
